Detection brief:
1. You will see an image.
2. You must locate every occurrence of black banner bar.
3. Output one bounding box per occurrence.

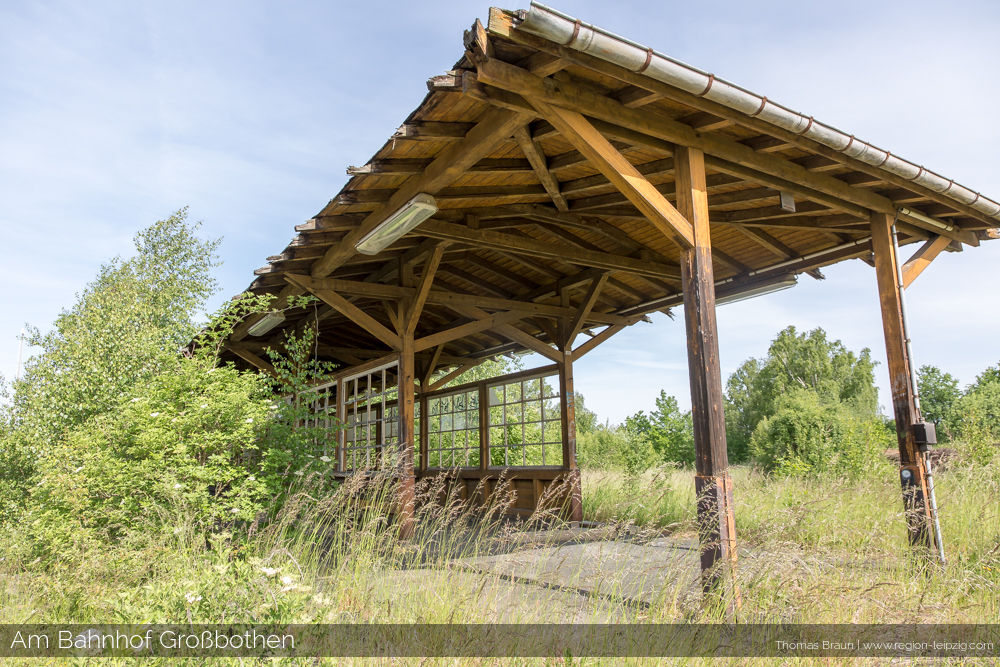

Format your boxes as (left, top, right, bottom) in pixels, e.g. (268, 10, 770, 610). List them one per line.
(1, 624, 998, 658)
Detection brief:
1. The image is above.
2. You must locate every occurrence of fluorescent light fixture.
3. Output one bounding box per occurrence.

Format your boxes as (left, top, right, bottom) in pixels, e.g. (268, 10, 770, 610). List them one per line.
(247, 311, 286, 337)
(355, 193, 438, 255)
(716, 277, 797, 306)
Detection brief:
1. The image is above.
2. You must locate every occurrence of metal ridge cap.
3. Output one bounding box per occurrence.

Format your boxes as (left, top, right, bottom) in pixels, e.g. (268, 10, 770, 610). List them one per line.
(512, 1, 1000, 224)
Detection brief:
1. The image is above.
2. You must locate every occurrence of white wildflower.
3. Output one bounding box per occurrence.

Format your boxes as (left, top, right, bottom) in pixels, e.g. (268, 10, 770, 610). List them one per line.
(230, 507, 239, 514)
(184, 592, 202, 604)
(260, 567, 279, 577)
(319, 455, 331, 463)
(131, 397, 142, 403)
(200, 404, 208, 409)
(245, 417, 253, 423)
(173, 483, 183, 490)
(247, 475, 255, 481)
(280, 575, 294, 586)
(150, 412, 160, 418)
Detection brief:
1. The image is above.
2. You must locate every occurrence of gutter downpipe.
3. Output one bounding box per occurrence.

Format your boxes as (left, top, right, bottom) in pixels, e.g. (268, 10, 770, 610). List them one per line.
(513, 2, 1000, 223)
(891, 216, 946, 564)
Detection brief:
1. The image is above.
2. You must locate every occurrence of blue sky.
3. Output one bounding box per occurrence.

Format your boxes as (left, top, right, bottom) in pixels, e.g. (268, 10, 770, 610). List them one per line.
(2, 0, 998, 423)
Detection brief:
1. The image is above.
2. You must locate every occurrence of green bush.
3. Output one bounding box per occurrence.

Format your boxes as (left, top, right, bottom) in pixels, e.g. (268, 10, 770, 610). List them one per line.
(950, 380, 1000, 465)
(625, 391, 694, 466)
(1, 210, 220, 522)
(749, 390, 891, 477)
(917, 365, 961, 439)
(577, 424, 656, 474)
(726, 326, 879, 461)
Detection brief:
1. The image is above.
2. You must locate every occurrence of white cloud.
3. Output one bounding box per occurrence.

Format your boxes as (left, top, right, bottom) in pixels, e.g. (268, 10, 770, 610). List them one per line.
(1, 0, 997, 430)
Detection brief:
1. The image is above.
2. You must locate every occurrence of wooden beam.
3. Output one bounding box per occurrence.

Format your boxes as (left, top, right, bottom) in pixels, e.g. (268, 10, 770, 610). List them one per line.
(422, 344, 446, 387)
(285, 275, 401, 350)
(473, 58, 976, 245)
(557, 350, 583, 521)
(451, 304, 562, 362)
(563, 274, 608, 348)
(397, 335, 417, 539)
(414, 219, 682, 279)
(286, 274, 632, 326)
(404, 244, 445, 337)
(572, 323, 626, 359)
(413, 309, 526, 353)
(225, 344, 277, 377)
(526, 97, 694, 249)
(311, 106, 531, 278)
(901, 235, 951, 288)
(485, 20, 998, 229)
(870, 211, 938, 553)
(513, 126, 568, 211)
(393, 121, 475, 140)
(347, 157, 533, 176)
(675, 145, 740, 608)
(425, 360, 483, 392)
(733, 226, 825, 280)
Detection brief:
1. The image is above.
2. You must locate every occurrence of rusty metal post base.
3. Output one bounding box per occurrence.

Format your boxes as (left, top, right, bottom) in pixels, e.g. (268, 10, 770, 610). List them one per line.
(898, 461, 934, 551)
(695, 473, 742, 617)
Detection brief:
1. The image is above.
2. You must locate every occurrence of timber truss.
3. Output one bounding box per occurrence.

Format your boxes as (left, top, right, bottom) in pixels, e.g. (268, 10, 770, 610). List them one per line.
(220, 3, 998, 606)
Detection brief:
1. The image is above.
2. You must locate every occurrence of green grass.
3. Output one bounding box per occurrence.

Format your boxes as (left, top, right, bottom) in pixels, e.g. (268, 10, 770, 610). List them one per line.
(2, 460, 999, 664)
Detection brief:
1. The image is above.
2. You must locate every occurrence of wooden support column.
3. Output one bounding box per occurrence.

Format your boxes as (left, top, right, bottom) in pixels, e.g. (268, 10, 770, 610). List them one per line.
(397, 335, 417, 539)
(870, 212, 936, 551)
(557, 349, 583, 522)
(478, 382, 490, 506)
(675, 145, 740, 608)
(335, 378, 345, 472)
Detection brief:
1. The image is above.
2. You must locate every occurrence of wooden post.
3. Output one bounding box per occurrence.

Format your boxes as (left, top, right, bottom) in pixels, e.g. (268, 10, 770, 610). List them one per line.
(557, 349, 583, 522)
(870, 211, 935, 550)
(675, 145, 740, 607)
(479, 382, 490, 507)
(397, 338, 417, 539)
(336, 378, 345, 473)
(418, 389, 429, 473)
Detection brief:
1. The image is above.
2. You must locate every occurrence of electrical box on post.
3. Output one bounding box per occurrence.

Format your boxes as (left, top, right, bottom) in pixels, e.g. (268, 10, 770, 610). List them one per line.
(911, 421, 937, 449)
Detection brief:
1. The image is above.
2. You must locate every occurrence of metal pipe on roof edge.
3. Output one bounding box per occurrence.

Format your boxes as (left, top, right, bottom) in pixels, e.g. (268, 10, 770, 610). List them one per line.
(514, 2, 1000, 222)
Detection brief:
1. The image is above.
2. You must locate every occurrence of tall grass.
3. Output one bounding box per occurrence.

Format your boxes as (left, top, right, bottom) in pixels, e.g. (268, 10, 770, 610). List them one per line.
(2, 458, 998, 663)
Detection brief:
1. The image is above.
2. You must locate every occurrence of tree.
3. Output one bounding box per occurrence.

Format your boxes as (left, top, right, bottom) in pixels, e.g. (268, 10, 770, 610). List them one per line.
(12, 208, 219, 445)
(2, 210, 221, 523)
(916, 365, 961, 437)
(749, 389, 892, 477)
(574, 392, 598, 435)
(627, 391, 695, 465)
(949, 372, 1000, 465)
(725, 326, 879, 461)
(971, 363, 1000, 391)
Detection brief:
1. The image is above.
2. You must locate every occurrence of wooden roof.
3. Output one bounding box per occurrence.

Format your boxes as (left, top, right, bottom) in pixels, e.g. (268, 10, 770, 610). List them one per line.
(222, 4, 999, 378)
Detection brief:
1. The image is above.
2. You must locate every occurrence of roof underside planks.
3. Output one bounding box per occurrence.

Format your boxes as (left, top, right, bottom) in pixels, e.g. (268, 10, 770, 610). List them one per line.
(222, 3, 998, 380)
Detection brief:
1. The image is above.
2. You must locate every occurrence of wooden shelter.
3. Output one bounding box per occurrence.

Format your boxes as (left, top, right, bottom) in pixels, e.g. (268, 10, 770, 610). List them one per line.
(222, 3, 999, 598)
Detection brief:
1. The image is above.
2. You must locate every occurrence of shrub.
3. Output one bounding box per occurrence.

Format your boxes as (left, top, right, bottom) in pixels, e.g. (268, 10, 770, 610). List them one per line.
(950, 380, 1000, 465)
(917, 365, 961, 438)
(726, 326, 879, 459)
(625, 391, 695, 466)
(1, 210, 220, 522)
(577, 424, 656, 473)
(749, 390, 891, 477)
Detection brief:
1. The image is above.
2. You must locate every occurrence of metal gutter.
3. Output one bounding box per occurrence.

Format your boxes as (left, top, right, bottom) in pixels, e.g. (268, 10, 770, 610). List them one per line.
(512, 2, 1000, 223)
